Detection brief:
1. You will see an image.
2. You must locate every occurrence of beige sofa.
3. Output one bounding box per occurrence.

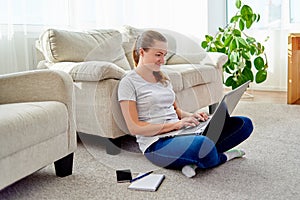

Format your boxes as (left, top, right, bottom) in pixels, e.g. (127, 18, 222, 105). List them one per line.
(35, 25, 227, 153)
(0, 70, 77, 190)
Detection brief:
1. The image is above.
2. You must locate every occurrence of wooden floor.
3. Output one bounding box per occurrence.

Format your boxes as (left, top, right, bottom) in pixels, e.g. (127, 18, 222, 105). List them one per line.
(225, 89, 288, 104)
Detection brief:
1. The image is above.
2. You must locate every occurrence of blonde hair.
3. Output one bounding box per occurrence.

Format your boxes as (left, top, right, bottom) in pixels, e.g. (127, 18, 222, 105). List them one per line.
(132, 30, 169, 85)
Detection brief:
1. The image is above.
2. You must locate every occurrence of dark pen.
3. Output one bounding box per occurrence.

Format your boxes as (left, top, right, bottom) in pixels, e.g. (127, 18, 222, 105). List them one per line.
(130, 171, 153, 183)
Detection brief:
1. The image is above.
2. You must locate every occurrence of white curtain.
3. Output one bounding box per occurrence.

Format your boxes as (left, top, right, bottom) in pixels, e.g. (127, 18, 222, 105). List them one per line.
(0, 0, 208, 75)
(0, 24, 18, 74)
(69, 0, 207, 37)
(0, 0, 70, 74)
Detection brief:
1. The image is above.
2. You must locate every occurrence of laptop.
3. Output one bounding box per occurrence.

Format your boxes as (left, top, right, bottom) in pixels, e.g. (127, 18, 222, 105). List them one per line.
(159, 80, 251, 138)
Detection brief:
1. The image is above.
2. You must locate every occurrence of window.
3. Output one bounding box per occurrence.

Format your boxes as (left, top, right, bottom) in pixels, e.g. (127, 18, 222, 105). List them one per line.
(227, 0, 300, 29)
(290, 0, 300, 23)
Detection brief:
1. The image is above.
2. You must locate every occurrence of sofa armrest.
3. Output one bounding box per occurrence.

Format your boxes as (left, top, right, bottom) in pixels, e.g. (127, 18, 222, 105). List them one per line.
(201, 52, 228, 69)
(166, 53, 207, 65)
(0, 69, 76, 149)
(49, 61, 126, 82)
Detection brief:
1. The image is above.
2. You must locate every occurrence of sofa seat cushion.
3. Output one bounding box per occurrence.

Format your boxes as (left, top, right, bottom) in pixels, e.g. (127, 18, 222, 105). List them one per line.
(162, 64, 218, 91)
(0, 101, 68, 159)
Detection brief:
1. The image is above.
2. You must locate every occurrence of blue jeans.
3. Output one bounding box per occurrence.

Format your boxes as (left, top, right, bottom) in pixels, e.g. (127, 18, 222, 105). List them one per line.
(144, 116, 253, 169)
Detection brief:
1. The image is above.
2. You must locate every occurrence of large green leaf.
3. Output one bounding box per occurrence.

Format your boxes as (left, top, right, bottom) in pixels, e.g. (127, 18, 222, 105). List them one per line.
(250, 45, 257, 55)
(237, 37, 248, 48)
(255, 70, 267, 83)
(239, 19, 245, 31)
(242, 67, 254, 81)
(245, 60, 252, 69)
(233, 29, 242, 37)
(224, 35, 233, 46)
(230, 39, 238, 52)
(235, 0, 241, 9)
(254, 56, 264, 70)
(225, 76, 235, 87)
(230, 15, 240, 23)
(201, 41, 208, 49)
(214, 40, 224, 49)
(246, 37, 256, 43)
(241, 5, 253, 21)
(246, 18, 254, 29)
(205, 35, 213, 42)
(242, 51, 251, 60)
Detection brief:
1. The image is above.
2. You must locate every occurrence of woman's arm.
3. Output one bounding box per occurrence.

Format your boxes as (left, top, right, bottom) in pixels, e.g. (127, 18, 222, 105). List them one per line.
(120, 100, 200, 136)
(174, 102, 209, 121)
(173, 102, 192, 119)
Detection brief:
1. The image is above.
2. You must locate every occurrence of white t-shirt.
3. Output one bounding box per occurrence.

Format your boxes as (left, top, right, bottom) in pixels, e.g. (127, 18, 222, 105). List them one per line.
(118, 70, 179, 153)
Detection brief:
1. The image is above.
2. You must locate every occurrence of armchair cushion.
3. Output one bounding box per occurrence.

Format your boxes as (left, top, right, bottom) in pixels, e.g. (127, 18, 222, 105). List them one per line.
(49, 61, 126, 82)
(0, 101, 68, 159)
(38, 29, 131, 71)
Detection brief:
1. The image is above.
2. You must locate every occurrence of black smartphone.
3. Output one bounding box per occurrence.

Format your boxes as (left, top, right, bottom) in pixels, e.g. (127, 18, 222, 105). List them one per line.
(116, 169, 132, 183)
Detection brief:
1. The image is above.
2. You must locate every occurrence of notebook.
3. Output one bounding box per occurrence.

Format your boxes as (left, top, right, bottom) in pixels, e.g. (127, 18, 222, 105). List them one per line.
(159, 80, 251, 138)
(128, 173, 165, 192)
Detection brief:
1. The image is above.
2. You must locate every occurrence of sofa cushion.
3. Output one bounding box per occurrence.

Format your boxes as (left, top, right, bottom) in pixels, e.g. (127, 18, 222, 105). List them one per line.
(0, 101, 68, 159)
(49, 61, 126, 82)
(39, 29, 131, 71)
(162, 64, 217, 90)
(161, 68, 183, 92)
(120, 25, 177, 68)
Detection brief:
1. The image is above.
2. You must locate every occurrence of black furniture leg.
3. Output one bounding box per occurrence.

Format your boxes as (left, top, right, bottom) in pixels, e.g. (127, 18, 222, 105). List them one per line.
(106, 138, 122, 155)
(54, 153, 74, 177)
(209, 103, 219, 115)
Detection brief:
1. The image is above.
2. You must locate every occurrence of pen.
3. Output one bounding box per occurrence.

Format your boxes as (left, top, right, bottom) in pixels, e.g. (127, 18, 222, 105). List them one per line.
(130, 171, 153, 183)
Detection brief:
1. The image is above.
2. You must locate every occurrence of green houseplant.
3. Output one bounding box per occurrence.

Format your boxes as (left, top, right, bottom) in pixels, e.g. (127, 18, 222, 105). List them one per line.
(201, 0, 269, 89)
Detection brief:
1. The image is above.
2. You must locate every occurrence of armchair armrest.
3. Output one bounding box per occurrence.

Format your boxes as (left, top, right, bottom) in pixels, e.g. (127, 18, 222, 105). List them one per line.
(49, 61, 126, 82)
(0, 69, 76, 149)
(201, 52, 228, 69)
(0, 70, 73, 105)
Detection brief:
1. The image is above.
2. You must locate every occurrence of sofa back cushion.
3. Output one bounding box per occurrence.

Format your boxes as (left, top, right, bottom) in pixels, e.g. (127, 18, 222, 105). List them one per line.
(39, 29, 131, 71)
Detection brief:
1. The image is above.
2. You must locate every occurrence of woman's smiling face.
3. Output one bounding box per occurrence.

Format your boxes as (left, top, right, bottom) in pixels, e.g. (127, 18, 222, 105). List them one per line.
(139, 40, 168, 72)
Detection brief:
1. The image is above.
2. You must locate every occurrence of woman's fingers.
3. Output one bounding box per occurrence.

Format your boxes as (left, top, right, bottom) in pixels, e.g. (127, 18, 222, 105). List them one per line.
(193, 112, 209, 121)
(183, 116, 200, 127)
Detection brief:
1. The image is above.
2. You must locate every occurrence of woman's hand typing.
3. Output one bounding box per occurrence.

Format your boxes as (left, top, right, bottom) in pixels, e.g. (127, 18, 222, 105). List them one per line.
(174, 116, 200, 130)
(192, 112, 209, 122)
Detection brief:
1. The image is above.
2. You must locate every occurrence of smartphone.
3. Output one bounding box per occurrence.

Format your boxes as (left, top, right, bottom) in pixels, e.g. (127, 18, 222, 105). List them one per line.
(116, 169, 132, 183)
